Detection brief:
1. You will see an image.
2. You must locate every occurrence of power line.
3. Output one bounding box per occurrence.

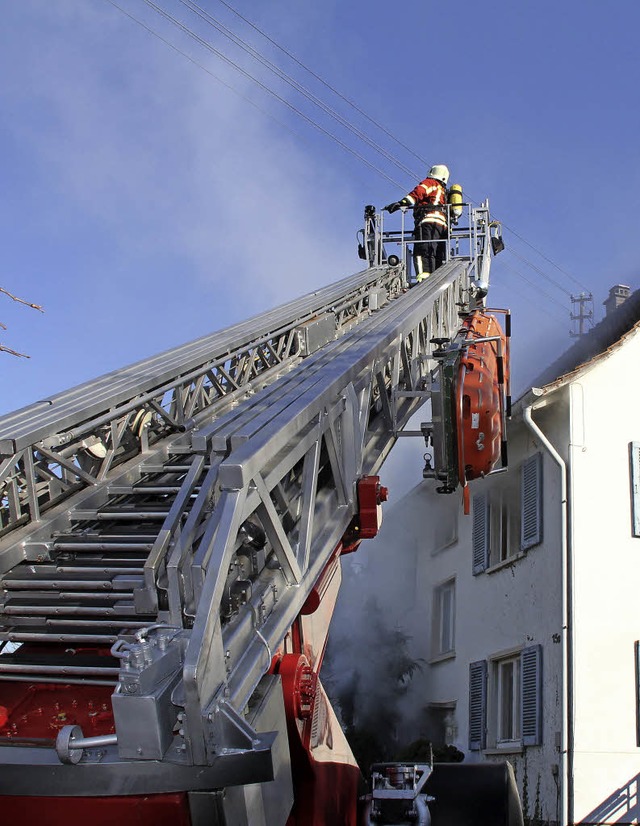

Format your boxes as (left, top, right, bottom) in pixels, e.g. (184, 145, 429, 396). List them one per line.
(104, 0, 310, 146)
(493, 260, 571, 323)
(177, 0, 418, 181)
(123, 0, 405, 187)
(502, 223, 589, 293)
(107, 0, 588, 305)
(211, 0, 584, 306)
(172, 3, 596, 301)
(463, 187, 591, 295)
(505, 247, 574, 298)
(210, 0, 430, 171)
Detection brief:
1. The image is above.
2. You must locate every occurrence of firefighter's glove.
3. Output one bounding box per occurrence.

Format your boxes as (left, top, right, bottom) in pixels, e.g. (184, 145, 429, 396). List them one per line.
(383, 202, 401, 213)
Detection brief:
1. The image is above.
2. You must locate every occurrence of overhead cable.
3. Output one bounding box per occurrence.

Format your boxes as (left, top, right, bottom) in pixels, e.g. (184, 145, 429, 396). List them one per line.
(501, 223, 590, 293)
(209, 0, 592, 299)
(107, 0, 586, 301)
(122, 0, 405, 187)
(104, 0, 309, 146)
(464, 188, 591, 294)
(211, 0, 431, 170)
(212, 0, 589, 298)
(494, 261, 571, 323)
(177, 0, 418, 180)
(505, 248, 574, 298)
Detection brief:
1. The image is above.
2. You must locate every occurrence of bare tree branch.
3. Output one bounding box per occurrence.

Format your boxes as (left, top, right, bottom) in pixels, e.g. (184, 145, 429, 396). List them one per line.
(0, 344, 30, 358)
(0, 287, 44, 312)
(1, 286, 44, 357)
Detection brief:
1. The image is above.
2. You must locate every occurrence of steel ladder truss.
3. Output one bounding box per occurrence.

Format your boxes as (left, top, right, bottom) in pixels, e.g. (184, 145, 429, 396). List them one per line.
(0, 206, 492, 803)
(0, 265, 404, 540)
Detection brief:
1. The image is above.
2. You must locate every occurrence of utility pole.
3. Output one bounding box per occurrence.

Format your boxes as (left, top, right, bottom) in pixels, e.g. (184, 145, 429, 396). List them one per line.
(570, 292, 593, 338)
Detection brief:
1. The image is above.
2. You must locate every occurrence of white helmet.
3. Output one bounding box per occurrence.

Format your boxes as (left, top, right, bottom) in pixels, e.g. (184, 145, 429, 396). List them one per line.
(428, 164, 450, 184)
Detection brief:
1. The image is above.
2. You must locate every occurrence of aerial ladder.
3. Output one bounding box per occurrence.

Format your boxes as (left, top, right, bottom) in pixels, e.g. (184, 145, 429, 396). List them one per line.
(0, 201, 519, 825)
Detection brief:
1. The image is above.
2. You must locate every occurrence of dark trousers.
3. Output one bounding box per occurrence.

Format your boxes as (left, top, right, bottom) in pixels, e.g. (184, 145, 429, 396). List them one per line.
(414, 222, 447, 275)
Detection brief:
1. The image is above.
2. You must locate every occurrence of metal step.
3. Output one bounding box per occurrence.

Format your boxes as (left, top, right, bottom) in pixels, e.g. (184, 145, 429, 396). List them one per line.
(0, 647, 120, 682)
(107, 485, 185, 495)
(0, 453, 206, 678)
(71, 510, 171, 521)
(52, 541, 155, 552)
(0, 630, 118, 644)
(143, 463, 210, 473)
(2, 571, 143, 591)
(2, 600, 138, 617)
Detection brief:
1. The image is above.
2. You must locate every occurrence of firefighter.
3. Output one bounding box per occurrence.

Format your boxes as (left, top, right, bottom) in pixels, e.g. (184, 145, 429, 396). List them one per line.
(384, 164, 451, 282)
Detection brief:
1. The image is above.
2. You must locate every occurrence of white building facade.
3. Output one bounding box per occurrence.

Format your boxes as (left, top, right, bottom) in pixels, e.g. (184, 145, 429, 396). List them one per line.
(365, 292, 640, 825)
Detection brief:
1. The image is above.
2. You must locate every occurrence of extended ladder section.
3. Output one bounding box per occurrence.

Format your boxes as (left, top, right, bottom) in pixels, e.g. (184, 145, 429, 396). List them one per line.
(0, 204, 494, 801)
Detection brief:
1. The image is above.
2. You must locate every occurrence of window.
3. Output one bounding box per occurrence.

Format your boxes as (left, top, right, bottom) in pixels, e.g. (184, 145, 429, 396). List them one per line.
(495, 656, 521, 744)
(431, 494, 459, 553)
(489, 486, 520, 566)
(468, 646, 542, 751)
(432, 579, 455, 658)
(425, 702, 457, 746)
(472, 453, 543, 574)
(472, 487, 520, 571)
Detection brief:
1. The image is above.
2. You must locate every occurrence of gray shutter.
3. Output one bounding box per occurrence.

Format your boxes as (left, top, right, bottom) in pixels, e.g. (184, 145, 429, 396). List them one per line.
(521, 645, 542, 745)
(521, 453, 543, 550)
(469, 660, 487, 750)
(472, 494, 489, 574)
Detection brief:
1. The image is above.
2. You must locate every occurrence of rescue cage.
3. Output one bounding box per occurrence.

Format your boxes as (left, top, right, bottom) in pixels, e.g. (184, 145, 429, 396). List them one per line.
(359, 201, 502, 287)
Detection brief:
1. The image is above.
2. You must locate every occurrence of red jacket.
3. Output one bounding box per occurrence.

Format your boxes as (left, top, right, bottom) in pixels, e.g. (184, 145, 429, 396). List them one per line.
(405, 177, 447, 228)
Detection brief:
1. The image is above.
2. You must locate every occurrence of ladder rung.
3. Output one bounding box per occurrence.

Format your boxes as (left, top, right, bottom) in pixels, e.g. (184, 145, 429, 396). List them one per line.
(143, 464, 209, 473)
(2, 603, 137, 617)
(46, 618, 151, 628)
(9, 565, 144, 577)
(56, 559, 146, 568)
(54, 533, 158, 542)
(2, 576, 143, 592)
(71, 511, 170, 521)
(4, 591, 135, 604)
(53, 542, 155, 552)
(58, 559, 144, 576)
(0, 674, 116, 685)
(0, 663, 120, 677)
(107, 485, 185, 495)
(0, 630, 118, 644)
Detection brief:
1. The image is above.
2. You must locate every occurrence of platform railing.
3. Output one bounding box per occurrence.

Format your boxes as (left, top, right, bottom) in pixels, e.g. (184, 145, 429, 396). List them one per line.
(361, 200, 494, 289)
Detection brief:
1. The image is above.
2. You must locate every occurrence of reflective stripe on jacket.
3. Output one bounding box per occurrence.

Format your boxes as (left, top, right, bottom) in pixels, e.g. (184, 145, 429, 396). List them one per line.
(405, 177, 447, 228)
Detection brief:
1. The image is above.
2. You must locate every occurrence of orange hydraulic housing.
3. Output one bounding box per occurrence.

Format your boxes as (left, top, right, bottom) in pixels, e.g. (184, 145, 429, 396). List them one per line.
(457, 310, 510, 485)
(426, 308, 510, 512)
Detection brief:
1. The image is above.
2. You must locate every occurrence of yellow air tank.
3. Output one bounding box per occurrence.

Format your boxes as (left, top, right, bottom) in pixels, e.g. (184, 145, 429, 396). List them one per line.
(448, 183, 463, 222)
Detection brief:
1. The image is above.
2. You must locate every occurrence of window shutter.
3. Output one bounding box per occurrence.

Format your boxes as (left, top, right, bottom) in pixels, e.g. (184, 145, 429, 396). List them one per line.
(469, 660, 487, 750)
(521, 645, 542, 745)
(521, 453, 543, 550)
(472, 494, 489, 574)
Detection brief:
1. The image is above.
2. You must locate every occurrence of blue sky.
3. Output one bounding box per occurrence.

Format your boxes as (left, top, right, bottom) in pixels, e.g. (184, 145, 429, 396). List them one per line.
(1, 0, 638, 447)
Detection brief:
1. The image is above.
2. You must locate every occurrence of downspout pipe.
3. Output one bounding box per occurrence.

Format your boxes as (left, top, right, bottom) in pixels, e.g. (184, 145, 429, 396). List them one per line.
(523, 394, 572, 826)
